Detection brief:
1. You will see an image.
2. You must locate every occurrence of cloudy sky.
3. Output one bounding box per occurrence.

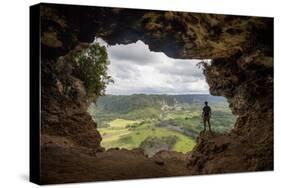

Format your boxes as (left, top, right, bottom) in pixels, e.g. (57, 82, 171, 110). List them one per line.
(96, 39, 210, 95)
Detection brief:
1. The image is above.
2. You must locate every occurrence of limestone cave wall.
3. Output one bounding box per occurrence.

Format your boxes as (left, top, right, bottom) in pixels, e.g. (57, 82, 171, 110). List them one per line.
(39, 3, 273, 175)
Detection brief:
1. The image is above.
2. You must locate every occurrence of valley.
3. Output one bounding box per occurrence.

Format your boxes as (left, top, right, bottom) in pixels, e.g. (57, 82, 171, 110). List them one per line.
(88, 94, 236, 156)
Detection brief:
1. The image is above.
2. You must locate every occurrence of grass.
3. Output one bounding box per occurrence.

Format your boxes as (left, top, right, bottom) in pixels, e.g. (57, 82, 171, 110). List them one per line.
(99, 119, 196, 153)
(108, 119, 139, 128)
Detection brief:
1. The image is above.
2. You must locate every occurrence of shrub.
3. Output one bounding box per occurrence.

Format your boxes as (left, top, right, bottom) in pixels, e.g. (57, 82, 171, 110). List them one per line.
(71, 43, 113, 102)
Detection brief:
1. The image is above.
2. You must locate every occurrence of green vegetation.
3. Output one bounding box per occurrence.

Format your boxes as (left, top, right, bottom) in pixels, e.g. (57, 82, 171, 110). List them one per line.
(88, 94, 236, 155)
(71, 43, 113, 102)
(108, 119, 139, 128)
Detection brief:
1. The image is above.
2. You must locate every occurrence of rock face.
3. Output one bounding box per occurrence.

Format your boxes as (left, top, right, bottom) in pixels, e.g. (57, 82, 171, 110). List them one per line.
(41, 56, 102, 152)
(40, 4, 272, 59)
(38, 3, 273, 183)
(186, 51, 273, 173)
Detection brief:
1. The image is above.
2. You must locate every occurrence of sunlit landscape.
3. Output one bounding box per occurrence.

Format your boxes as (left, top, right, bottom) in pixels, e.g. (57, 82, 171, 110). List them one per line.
(88, 94, 236, 156)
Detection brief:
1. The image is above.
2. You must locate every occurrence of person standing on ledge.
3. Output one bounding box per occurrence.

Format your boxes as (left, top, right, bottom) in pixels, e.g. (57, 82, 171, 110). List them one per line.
(202, 101, 212, 132)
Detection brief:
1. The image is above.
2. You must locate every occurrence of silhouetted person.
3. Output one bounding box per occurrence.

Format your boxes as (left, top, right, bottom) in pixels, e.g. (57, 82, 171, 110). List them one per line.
(202, 101, 212, 131)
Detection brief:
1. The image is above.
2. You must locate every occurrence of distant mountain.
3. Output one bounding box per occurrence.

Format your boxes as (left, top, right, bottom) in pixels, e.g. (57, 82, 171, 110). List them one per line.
(92, 94, 226, 114)
(171, 94, 227, 104)
(92, 94, 172, 114)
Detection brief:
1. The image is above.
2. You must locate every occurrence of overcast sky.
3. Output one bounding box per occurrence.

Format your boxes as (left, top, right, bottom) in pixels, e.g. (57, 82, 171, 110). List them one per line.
(95, 39, 210, 95)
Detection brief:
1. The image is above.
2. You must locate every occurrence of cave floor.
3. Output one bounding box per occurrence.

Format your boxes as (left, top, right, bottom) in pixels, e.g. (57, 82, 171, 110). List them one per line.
(41, 141, 189, 184)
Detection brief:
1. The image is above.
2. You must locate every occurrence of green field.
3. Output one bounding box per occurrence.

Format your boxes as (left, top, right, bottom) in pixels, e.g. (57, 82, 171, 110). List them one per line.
(99, 119, 195, 153)
(89, 94, 236, 156)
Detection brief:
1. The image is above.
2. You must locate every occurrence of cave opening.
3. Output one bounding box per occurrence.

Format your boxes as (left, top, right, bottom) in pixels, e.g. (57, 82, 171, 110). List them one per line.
(87, 38, 237, 157)
(39, 5, 273, 183)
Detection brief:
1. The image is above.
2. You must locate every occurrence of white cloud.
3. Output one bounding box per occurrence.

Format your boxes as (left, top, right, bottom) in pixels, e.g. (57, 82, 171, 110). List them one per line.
(95, 39, 210, 95)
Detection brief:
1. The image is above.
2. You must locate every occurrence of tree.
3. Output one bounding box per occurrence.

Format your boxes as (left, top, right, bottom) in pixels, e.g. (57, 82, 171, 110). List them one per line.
(72, 43, 113, 102)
